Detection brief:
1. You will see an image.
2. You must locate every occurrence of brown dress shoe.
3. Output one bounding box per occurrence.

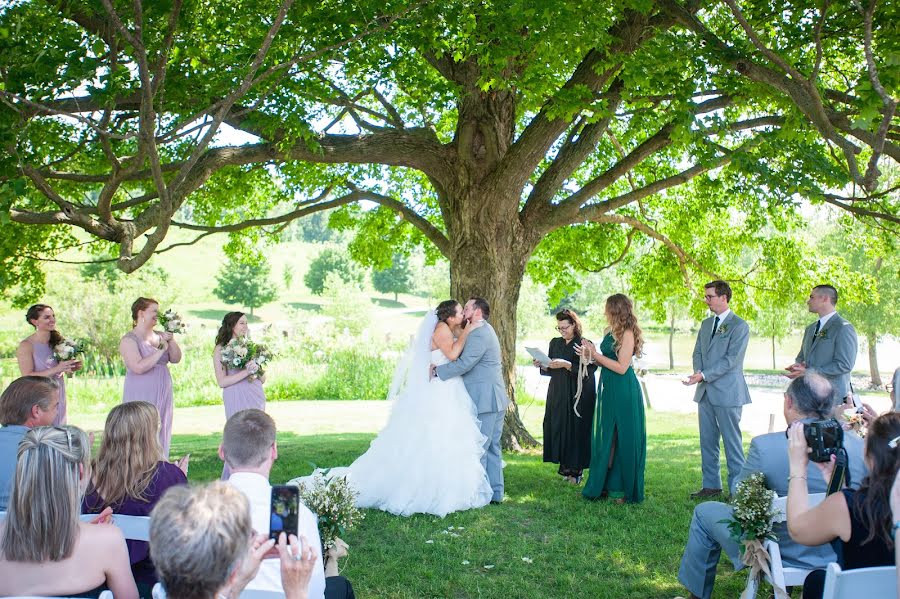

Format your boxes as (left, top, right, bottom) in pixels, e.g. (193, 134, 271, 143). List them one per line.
(690, 487, 722, 499)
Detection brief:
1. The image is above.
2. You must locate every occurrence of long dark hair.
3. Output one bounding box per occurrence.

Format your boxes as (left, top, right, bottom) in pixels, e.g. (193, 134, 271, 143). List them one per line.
(435, 300, 459, 323)
(856, 412, 900, 548)
(26, 304, 63, 348)
(215, 312, 245, 347)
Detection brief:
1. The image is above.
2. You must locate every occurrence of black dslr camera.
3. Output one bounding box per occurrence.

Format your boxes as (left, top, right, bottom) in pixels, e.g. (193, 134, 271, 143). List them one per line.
(803, 419, 844, 463)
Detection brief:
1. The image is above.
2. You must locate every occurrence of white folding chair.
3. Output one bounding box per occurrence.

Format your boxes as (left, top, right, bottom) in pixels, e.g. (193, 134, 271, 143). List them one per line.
(821, 562, 897, 599)
(79, 513, 151, 541)
(755, 493, 827, 591)
(239, 590, 287, 598)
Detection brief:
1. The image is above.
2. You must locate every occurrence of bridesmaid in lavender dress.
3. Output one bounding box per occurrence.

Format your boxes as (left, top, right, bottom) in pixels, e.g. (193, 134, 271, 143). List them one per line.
(119, 297, 183, 457)
(17, 304, 82, 425)
(213, 311, 266, 478)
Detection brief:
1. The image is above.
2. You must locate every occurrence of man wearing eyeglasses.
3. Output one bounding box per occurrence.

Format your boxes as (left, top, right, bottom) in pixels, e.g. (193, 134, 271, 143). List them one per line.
(683, 280, 751, 500)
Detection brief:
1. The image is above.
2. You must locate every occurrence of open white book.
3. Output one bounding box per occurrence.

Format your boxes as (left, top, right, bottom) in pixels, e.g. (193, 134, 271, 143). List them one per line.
(526, 347, 571, 369)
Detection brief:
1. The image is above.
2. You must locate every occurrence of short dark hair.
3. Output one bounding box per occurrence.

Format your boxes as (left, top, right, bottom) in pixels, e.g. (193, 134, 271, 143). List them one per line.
(786, 372, 833, 419)
(435, 300, 459, 323)
(555, 309, 583, 338)
(704, 280, 732, 302)
(222, 409, 276, 468)
(812, 285, 838, 305)
(468, 297, 490, 319)
(0, 376, 59, 426)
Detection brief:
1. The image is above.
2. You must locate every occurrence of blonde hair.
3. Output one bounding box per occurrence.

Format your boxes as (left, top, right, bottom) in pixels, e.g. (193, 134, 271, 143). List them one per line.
(605, 294, 644, 357)
(1, 425, 90, 562)
(87, 402, 163, 508)
(150, 482, 251, 599)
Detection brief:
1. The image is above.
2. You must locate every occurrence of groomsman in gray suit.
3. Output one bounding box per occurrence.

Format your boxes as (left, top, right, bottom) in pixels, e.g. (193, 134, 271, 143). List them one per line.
(684, 280, 750, 499)
(433, 297, 509, 503)
(676, 373, 866, 599)
(785, 285, 858, 406)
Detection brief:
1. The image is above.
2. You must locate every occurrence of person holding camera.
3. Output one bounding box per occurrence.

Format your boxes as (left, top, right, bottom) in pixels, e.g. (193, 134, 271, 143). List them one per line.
(785, 285, 858, 406)
(676, 373, 866, 599)
(787, 411, 899, 598)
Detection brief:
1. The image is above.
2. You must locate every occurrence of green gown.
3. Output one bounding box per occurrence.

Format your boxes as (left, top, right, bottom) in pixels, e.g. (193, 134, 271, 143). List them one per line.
(582, 332, 646, 503)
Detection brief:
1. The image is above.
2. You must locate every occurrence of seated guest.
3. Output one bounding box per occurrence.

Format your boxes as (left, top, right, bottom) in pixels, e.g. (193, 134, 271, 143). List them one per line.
(890, 469, 900, 599)
(0, 375, 60, 510)
(220, 409, 354, 599)
(150, 482, 317, 599)
(676, 373, 867, 599)
(788, 411, 900, 598)
(82, 401, 188, 595)
(0, 425, 138, 598)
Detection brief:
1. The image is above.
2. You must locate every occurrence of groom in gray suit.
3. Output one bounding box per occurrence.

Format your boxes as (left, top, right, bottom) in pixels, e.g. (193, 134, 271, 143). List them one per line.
(684, 280, 751, 499)
(433, 297, 509, 503)
(785, 285, 858, 406)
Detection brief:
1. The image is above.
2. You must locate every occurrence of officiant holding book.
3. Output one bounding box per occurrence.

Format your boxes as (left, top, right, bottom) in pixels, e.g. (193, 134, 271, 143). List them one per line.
(534, 309, 596, 484)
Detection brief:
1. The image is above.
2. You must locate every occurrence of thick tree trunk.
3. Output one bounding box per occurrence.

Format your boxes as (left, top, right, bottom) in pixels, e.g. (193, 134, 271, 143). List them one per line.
(447, 212, 540, 450)
(868, 332, 882, 387)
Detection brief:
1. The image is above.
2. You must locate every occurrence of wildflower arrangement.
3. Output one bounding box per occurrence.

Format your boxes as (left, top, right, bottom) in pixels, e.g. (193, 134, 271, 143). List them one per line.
(51, 338, 86, 364)
(722, 472, 779, 553)
(843, 408, 867, 438)
(292, 471, 364, 552)
(158, 309, 186, 334)
(220, 336, 274, 380)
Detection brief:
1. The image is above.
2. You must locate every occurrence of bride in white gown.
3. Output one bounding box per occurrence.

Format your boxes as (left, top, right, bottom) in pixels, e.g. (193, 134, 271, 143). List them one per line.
(292, 300, 493, 517)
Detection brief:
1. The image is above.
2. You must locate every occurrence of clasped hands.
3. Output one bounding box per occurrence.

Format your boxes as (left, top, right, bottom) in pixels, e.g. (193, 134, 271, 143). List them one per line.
(784, 361, 806, 379)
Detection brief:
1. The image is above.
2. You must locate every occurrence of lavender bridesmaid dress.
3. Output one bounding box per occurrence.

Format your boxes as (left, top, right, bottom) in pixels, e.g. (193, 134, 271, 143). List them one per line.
(31, 342, 66, 425)
(122, 332, 174, 457)
(221, 367, 266, 479)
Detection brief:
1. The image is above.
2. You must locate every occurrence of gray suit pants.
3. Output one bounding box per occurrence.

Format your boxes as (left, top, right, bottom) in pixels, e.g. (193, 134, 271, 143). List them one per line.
(698, 396, 744, 491)
(678, 501, 744, 599)
(478, 410, 504, 502)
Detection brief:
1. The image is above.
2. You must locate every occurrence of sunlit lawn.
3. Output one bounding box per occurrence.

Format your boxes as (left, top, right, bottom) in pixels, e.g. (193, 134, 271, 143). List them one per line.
(148, 403, 757, 599)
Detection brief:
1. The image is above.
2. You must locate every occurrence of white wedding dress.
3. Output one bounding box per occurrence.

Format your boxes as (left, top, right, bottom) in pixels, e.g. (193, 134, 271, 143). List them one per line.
(291, 313, 493, 517)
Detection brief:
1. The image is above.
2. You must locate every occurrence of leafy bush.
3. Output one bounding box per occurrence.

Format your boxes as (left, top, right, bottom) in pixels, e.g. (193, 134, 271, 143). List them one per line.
(304, 248, 364, 295)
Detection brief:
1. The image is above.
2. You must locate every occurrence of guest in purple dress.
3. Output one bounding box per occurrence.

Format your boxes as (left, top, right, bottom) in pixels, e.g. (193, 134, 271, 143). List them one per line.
(83, 401, 188, 597)
(120, 297, 182, 457)
(17, 304, 82, 425)
(213, 312, 266, 479)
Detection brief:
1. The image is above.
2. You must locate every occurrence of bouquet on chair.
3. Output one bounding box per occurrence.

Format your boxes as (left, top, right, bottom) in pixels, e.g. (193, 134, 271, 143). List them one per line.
(720, 473, 786, 599)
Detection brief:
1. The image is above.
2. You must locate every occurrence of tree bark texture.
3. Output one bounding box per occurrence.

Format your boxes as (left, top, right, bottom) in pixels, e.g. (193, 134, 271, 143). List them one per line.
(867, 332, 882, 387)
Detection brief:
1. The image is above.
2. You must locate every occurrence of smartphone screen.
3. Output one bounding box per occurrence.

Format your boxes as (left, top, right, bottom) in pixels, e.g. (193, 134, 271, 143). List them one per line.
(269, 485, 300, 540)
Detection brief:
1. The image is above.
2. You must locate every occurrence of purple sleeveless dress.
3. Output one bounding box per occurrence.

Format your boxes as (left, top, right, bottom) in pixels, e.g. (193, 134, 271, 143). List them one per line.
(122, 332, 174, 457)
(221, 365, 266, 479)
(31, 342, 67, 425)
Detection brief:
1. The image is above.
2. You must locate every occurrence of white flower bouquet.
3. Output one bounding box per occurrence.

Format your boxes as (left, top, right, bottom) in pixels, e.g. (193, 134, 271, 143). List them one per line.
(722, 472, 778, 552)
(843, 408, 867, 438)
(220, 336, 274, 380)
(292, 471, 363, 552)
(158, 309, 186, 334)
(51, 338, 86, 364)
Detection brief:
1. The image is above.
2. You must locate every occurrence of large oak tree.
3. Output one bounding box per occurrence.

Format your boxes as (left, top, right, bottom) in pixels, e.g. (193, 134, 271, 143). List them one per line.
(1, 0, 897, 446)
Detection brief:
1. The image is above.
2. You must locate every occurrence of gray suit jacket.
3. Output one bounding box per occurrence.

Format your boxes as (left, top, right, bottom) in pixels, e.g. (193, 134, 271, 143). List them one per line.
(435, 322, 509, 414)
(732, 424, 867, 569)
(692, 312, 751, 407)
(796, 313, 858, 402)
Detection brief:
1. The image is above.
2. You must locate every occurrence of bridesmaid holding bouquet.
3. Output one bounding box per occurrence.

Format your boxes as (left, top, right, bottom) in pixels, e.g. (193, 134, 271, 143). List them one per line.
(119, 297, 182, 457)
(17, 304, 82, 425)
(213, 311, 266, 479)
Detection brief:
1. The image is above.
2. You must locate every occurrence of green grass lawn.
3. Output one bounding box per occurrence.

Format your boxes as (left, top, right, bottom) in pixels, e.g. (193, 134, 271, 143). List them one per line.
(172, 406, 755, 599)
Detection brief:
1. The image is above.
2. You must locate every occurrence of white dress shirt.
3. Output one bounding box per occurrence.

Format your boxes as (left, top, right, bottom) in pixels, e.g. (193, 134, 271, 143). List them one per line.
(817, 310, 836, 329)
(228, 472, 326, 599)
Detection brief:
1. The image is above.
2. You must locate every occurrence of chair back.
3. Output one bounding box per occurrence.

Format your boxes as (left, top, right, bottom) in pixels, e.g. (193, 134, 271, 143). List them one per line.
(821, 563, 897, 599)
(79, 513, 151, 541)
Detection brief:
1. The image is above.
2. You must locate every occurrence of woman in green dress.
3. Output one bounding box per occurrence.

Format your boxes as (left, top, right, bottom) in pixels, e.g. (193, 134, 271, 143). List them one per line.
(578, 294, 646, 504)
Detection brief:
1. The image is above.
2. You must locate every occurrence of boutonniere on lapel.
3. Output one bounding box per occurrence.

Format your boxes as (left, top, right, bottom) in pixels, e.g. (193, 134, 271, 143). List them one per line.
(716, 323, 730, 336)
(815, 328, 828, 340)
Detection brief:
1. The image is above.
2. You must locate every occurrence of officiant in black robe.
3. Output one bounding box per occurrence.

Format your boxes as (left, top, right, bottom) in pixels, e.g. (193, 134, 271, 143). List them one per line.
(536, 309, 597, 484)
